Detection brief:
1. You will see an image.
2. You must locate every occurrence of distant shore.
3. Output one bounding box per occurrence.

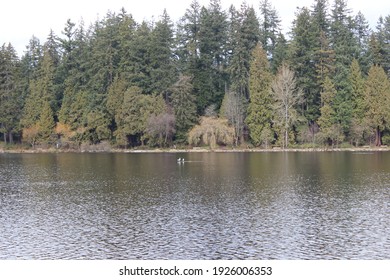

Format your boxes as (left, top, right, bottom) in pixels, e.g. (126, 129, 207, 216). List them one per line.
(1, 146, 390, 154)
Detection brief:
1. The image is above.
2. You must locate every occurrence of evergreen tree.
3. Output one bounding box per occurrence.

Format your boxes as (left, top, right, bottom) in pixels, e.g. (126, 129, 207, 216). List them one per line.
(258, 0, 281, 64)
(311, 0, 329, 33)
(170, 75, 197, 142)
(349, 59, 368, 146)
(246, 44, 274, 147)
(114, 87, 166, 146)
(228, 3, 260, 99)
(196, 0, 228, 108)
(289, 7, 318, 123)
(149, 10, 177, 96)
(317, 76, 344, 146)
(21, 46, 57, 129)
(37, 101, 56, 143)
(315, 31, 336, 88)
(271, 32, 288, 73)
(353, 11, 371, 73)
(126, 22, 153, 92)
(364, 65, 390, 146)
(371, 16, 390, 75)
(0, 43, 21, 143)
(330, 0, 358, 137)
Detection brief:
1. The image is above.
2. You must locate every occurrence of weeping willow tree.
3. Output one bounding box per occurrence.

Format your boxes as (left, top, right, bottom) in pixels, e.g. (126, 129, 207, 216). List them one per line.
(188, 117, 235, 149)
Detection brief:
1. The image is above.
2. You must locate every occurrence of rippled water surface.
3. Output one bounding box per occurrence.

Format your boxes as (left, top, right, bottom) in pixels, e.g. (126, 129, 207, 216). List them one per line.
(0, 152, 389, 259)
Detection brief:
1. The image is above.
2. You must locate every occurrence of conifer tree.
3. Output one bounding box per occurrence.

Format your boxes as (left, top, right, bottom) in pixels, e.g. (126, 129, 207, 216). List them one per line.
(228, 3, 259, 99)
(37, 101, 56, 143)
(349, 59, 367, 146)
(0, 43, 21, 144)
(170, 75, 197, 142)
(289, 7, 318, 123)
(364, 65, 390, 146)
(317, 77, 338, 146)
(258, 0, 281, 63)
(246, 44, 274, 147)
(149, 10, 177, 96)
(21, 47, 57, 129)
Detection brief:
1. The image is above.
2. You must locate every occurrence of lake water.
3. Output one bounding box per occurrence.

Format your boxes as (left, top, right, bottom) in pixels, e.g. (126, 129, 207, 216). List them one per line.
(0, 152, 389, 260)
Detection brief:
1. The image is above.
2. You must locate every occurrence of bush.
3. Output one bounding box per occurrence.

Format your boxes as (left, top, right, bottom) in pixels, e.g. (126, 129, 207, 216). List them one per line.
(382, 134, 390, 146)
(188, 117, 235, 149)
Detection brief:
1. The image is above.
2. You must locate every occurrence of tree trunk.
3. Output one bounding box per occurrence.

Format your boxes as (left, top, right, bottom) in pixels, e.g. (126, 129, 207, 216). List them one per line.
(375, 126, 382, 146)
(8, 132, 13, 144)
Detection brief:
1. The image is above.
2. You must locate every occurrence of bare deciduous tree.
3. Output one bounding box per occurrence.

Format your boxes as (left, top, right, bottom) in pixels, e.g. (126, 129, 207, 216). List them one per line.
(272, 64, 303, 148)
(220, 90, 246, 146)
(146, 112, 176, 147)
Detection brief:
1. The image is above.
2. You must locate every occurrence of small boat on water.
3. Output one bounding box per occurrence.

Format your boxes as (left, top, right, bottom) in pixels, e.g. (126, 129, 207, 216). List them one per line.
(177, 158, 185, 163)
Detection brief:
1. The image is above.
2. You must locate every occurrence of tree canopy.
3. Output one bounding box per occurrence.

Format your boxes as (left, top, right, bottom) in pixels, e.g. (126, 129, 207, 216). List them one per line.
(1, 1, 390, 148)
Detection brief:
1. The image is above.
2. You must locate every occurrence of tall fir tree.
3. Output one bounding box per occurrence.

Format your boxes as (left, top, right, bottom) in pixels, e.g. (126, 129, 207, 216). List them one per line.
(228, 3, 260, 99)
(0, 43, 21, 143)
(317, 76, 344, 146)
(348, 59, 367, 146)
(149, 10, 177, 96)
(170, 75, 197, 142)
(289, 7, 318, 123)
(258, 0, 281, 67)
(364, 65, 390, 146)
(246, 44, 274, 147)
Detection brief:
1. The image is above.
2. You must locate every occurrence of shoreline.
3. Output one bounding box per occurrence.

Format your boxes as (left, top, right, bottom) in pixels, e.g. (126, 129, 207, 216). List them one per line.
(1, 146, 390, 154)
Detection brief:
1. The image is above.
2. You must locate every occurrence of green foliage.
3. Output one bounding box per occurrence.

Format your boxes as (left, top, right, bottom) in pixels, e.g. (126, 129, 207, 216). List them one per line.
(0, 43, 21, 144)
(37, 101, 56, 143)
(289, 7, 319, 123)
(170, 75, 197, 142)
(246, 44, 274, 147)
(228, 4, 260, 99)
(364, 65, 390, 146)
(258, 0, 281, 63)
(317, 77, 345, 146)
(1, 2, 390, 149)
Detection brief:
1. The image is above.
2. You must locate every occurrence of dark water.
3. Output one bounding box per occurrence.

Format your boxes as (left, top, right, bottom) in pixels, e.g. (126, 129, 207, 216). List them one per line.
(0, 152, 389, 259)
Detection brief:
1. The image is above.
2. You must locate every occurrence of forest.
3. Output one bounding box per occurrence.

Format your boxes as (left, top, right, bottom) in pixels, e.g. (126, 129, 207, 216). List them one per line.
(1, 0, 390, 149)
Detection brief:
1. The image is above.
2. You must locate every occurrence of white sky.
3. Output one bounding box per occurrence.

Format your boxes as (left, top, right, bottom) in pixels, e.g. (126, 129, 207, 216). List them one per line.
(1, 0, 389, 56)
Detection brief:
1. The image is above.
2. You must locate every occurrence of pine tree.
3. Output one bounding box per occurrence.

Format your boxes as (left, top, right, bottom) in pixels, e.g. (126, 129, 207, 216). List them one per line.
(364, 65, 390, 146)
(246, 44, 274, 147)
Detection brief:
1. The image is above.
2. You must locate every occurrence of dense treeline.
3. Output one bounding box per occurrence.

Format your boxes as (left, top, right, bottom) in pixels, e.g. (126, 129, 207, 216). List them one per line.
(1, 0, 390, 149)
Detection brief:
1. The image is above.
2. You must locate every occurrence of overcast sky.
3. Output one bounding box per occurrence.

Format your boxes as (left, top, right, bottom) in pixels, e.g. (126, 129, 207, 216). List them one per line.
(1, 0, 389, 56)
